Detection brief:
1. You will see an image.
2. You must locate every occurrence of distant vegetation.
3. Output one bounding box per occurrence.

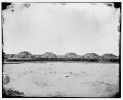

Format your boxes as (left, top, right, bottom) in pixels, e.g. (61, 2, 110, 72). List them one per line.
(3, 51, 119, 63)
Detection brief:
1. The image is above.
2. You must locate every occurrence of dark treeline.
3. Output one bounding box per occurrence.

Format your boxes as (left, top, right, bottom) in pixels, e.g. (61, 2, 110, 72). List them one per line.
(3, 51, 119, 63)
(5, 58, 119, 63)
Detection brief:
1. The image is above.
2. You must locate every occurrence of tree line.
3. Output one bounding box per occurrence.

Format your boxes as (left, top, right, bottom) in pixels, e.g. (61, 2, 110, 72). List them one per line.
(5, 57, 119, 63)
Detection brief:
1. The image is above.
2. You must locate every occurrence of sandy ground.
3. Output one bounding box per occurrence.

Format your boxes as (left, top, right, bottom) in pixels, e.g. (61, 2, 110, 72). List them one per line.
(3, 62, 119, 97)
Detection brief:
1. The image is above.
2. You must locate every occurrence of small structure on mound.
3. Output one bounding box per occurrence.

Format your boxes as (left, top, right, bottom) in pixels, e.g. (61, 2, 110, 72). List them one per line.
(100, 53, 119, 62)
(13, 51, 32, 58)
(64, 52, 79, 58)
(101, 54, 119, 59)
(82, 53, 100, 61)
(41, 52, 57, 58)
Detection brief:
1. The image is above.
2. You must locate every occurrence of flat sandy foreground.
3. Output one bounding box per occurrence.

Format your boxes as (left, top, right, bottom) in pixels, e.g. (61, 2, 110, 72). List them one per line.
(3, 62, 119, 97)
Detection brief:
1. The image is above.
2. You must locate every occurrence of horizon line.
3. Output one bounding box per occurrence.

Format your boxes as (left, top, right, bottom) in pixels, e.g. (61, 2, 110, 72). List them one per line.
(3, 51, 119, 56)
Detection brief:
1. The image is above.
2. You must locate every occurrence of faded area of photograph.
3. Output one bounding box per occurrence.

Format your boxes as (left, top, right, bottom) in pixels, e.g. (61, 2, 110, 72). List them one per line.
(2, 2, 121, 97)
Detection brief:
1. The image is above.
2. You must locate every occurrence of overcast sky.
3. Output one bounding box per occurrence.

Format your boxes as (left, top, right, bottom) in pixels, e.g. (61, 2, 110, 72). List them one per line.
(3, 3, 120, 55)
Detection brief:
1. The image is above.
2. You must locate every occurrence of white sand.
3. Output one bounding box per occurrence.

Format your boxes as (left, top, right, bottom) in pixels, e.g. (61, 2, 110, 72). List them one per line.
(3, 62, 119, 97)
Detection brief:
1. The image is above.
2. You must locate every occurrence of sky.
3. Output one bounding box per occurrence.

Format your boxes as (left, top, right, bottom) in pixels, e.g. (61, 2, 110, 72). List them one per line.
(2, 3, 120, 55)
